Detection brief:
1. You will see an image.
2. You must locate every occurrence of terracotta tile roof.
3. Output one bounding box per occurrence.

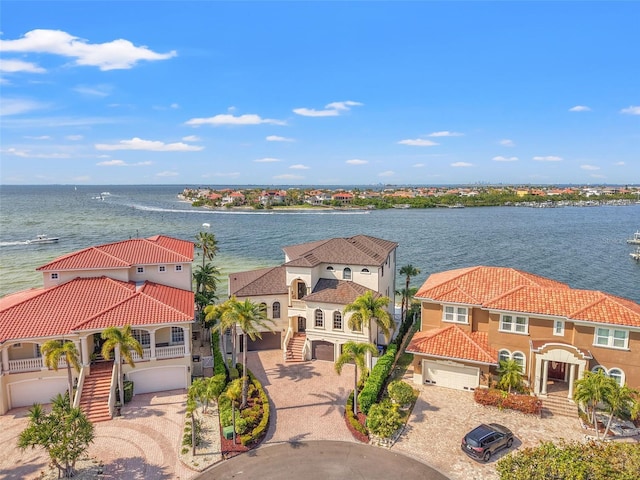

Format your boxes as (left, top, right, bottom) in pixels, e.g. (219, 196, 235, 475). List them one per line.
(406, 325, 498, 365)
(283, 235, 397, 268)
(0, 288, 45, 310)
(229, 266, 287, 297)
(0, 277, 193, 343)
(304, 278, 377, 305)
(36, 235, 193, 271)
(415, 266, 569, 305)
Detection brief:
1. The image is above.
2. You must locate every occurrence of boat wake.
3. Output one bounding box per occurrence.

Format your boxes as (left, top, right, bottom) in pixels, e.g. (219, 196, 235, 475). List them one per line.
(0, 241, 30, 247)
(130, 205, 371, 215)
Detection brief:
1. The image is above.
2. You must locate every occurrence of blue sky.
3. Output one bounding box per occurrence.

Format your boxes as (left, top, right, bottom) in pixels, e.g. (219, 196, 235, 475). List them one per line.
(1, 1, 638, 186)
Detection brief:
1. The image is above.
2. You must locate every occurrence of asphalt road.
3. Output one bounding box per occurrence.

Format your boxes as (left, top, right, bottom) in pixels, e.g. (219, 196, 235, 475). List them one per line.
(197, 440, 450, 480)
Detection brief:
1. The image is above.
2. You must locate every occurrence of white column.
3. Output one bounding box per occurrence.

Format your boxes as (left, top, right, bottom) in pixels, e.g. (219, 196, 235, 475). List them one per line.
(568, 363, 576, 400)
(541, 359, 549, 395)
(150, 330, 157, 360)
(184, 326, 191, 355)
(1, 348, 9, 373)
(80, 336, 89, 366)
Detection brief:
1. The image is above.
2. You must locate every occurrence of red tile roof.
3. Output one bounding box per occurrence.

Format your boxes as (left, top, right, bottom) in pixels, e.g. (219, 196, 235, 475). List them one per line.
(37, 235, 193, 271)
(406, 325, 498, 365)
(0, 277, 193, 342)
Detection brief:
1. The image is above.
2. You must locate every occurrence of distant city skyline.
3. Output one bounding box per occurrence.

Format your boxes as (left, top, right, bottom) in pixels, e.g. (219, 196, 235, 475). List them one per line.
(1, 1, 638, 186)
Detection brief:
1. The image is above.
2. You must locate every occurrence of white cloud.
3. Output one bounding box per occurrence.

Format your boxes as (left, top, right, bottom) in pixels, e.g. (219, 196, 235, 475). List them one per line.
(254, 157, 281, 163)
(185, 113, 286, 126)
(95, 137, 203, 152)
(66, 135, 84, 141)
(156, 171, 179, 177)
(428, 131, 463, 137)
(182, 135, 200, 142)
(73, 84, 112, 97)
(290, 164, 310, 170)
(614, 161, 625, 166)
(24, 135, 51, 140)
(492, 156, 518, 162)
(293, 100, 362, 117)
(620, 105, 640, 115)
(378, 171, 395, 177)
(451, 162, 473, 167)
(170, 103, 179, 109)
(0, 97, 47, 116)
(3, 148, 70, 158)
(346, 159, 368, 165)
(569, 105, 591, 112)
(97, 159, 152, 167)
(273, 174, 303, 180)
(499, 139, 515, 147)
(533, 155, 563, 162)
(413, 163, 425, 168)
(266, 135, 294, 142)
(398, 139, 439, 147)
(580, 164, 600, 171)
(0, 59, 46, 73)
(0, 29, 176, 71)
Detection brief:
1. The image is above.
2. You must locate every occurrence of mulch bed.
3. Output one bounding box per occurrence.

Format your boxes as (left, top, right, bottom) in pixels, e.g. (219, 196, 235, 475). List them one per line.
(344, 410, 370, 443)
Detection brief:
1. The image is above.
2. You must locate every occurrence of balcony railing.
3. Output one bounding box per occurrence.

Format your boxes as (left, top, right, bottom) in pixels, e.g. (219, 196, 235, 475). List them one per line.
(128, 344, 186, 362)
(8, 357, 67, 373)
(290, 300, 306, 310)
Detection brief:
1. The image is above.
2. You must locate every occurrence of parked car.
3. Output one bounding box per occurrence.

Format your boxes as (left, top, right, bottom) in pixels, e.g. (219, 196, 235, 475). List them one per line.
(461, 423, 514, 461)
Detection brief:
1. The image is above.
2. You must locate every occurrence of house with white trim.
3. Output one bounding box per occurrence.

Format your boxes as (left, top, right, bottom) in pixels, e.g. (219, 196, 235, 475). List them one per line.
(407, 266, 640, 402)
(0, 235, 195, 421)
(227, 235, 398, 363)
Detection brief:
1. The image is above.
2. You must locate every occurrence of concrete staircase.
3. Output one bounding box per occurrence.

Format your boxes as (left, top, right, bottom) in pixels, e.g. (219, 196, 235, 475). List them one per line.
(540, 394, 578, 419)
(286, 333, 306, 362)
(79, 362, 114, 423)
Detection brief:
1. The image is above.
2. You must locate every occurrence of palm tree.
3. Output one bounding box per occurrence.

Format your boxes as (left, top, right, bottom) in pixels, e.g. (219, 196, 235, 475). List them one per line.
(335, 341, 378, 415)
(497, 359, 523, 394)
(220, 299, 275, 408)
(399, 264, 420, 322)
(573, 370, 616, 440)
(195, 231, 219, 270)
(602, 383, 640, 438)
(41, 339, 81, 401)
(101, 325, 143, 408)
(225, 378, 243, 444)
(194, 262, 220, 346)
(344, 291, 393, 343)
(205, 300, 237, 366)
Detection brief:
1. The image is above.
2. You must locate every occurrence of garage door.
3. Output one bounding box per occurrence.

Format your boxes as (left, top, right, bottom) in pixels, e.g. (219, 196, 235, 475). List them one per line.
(312, 341, 335, 361)
(423, 360, 479, 391)
(247, 332, 282, 351)
(128, 366, 187, 395)
(10, 377, 67, 408)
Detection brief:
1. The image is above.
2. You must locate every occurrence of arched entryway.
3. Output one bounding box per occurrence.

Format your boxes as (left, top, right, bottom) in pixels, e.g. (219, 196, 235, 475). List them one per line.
(531, 341, 591, 399)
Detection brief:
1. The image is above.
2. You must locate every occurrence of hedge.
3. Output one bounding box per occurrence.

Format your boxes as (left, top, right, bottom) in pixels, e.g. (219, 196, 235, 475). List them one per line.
(474, 388, 543, 415)
(211, 331, 227, 377)
(358, 344, 398, 414)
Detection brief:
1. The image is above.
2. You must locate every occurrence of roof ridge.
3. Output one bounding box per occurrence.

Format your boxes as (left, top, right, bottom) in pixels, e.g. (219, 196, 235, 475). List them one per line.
(465, 329, 496, 360)
(143, 237, 193, 262)
(71, 278, 138, 330)
(483, 284, 528, 306)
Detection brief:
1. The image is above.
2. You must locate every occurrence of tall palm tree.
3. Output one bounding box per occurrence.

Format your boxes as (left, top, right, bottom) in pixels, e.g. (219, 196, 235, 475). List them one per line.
(194, 262, 220, 346)
(101, 325, 143, 407)
(602, 383, 640, 438)
(344, 291, 393, 343)
(205, 300, 237, 366)
(497, 359, 523, 394)
(335, 341, 378, 415)
(220, 299, 275, 408)
(573, 370, 616, 440)
(195, 231, 219, 270)
(399, 264, 420, 322)
(41, 339, 81, 401)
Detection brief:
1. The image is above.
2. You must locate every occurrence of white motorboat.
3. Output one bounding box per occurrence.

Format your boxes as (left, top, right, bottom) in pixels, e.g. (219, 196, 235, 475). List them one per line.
(27, 234, 59, 245)
(627, 231, 640, 245)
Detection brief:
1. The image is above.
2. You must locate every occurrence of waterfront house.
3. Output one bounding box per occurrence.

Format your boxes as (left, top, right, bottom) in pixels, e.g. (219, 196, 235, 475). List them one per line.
(407, 266, 640, 402)
(227, 235, 398, 363)
(0, 235, 195, 420)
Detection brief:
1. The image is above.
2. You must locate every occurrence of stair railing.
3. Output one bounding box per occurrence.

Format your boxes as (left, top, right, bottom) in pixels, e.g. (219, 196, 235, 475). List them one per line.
(301, 337, 310, 361)
(73, 365, 88, 408)
(283, 327, 293, 361)
(107, 362, 118, 418)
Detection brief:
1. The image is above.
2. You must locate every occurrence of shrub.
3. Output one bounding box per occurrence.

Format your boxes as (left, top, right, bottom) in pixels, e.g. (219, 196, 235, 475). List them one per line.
(367, 400, 404, 438)
(123, 380, 134, 403)
(211, 331, 227, 377)
(358, 344, 398, 414)
(387, 380, 416, 406)
(474, 388, 542, 415)
(346, 391, 368, 436)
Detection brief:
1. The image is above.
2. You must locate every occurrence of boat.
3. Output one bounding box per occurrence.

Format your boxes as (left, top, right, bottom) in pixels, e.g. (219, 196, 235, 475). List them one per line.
(626, 231, 640, 245)
(27, 234, 59, 245)
(631, 247, 640, 262)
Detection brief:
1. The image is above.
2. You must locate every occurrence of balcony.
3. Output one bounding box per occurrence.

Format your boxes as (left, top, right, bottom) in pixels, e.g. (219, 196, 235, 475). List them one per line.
(8, 357, 67, 373)
(129, 344, 186, 362)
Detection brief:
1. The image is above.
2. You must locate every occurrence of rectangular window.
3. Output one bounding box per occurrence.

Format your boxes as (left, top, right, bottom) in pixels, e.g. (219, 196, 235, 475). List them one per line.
(443, 305, 468, 324)
(594, 327, 628, 349)
(499, 314, 529, 334)
(554, 320, 565, 336)
(333, 312, 343, 330)
(12, 343, 22, 349)
(175, 265, 182, 272)
(51, 273, 59, 280)
(132, 329, 151, 347)
(171, 327, 185, 344)
(159, 265, 166, 273)
(136, 266, 144, 274)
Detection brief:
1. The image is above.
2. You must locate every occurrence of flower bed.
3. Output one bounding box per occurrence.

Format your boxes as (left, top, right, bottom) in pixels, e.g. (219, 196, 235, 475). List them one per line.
(474, 388, 543, 415)
(344, 391, 369, 443)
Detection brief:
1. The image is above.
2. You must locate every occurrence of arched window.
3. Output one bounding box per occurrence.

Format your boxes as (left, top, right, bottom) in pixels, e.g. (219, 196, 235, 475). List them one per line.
(361, 268, 369, 274)
(592, 365, 607, 375)
(260, 302, 267, 314)
(333, 311, 343, 330)
(343, 267, 352, 280)
(512, 351, 526, 372)
(498, 349, 511, 364)
(608, 368, 624, 386)
(326, 266, 334, 271)
(272, 301, 281, 319)
(132, 329, 150, 347)
(314, 309, 324, 328)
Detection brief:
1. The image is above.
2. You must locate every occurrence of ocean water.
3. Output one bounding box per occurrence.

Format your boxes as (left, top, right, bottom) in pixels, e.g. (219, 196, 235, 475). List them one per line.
(1, 185, 639, 303)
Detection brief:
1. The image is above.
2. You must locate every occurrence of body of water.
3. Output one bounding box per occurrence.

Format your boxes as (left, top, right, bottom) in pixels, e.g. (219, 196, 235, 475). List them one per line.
(1, 185, 639, 303)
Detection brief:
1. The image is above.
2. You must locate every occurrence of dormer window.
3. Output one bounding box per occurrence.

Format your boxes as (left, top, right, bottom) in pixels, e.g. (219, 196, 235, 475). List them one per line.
(343, 267, 352, 280)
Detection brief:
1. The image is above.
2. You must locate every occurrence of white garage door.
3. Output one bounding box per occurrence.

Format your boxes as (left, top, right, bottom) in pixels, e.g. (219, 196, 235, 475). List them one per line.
(10, 377, 67, 408)
(128, 366, 187, 395)
(423, 360, 479, 391)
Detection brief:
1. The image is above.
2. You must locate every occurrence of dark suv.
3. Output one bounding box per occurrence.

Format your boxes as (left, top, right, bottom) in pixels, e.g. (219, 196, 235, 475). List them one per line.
(461, 423, 514, 462)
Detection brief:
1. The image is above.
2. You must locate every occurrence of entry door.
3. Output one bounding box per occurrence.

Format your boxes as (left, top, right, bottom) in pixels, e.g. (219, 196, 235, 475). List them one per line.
(548, 361, 566, 381)
(297, 282, 306, 299)
(297, 317, 306, 332)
